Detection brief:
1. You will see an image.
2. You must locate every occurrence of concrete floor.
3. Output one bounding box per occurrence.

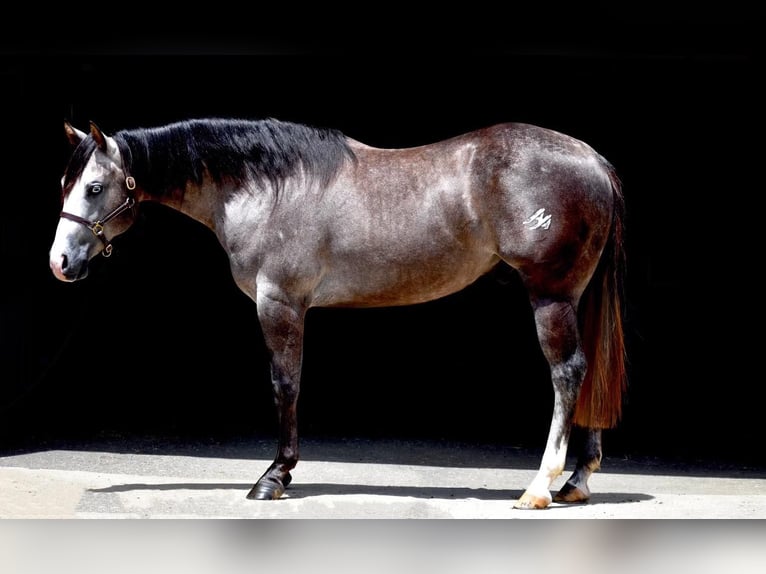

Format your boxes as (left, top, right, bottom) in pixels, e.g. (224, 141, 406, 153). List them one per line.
(1, 435, 764, 519)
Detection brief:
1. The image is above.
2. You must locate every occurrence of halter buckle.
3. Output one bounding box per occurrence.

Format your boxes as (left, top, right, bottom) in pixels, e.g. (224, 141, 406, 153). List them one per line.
(126, 176, 136, 190)
(91, 222, 105, 236)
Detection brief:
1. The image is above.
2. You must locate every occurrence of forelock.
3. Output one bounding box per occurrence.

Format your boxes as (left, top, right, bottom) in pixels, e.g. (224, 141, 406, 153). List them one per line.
(62, 137, 98, 197)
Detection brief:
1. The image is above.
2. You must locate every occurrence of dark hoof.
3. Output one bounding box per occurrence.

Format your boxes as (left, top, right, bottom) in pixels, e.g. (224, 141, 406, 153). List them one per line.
(553, 481, 590, 504)
(246, 472, 292, 500)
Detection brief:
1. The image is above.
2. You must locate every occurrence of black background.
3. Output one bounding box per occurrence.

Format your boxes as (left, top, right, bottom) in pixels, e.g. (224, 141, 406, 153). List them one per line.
(1, 5, 760, 468)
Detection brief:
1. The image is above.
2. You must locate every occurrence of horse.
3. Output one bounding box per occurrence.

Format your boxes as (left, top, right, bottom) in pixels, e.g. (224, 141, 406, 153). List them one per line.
(49, 117, 626, 509)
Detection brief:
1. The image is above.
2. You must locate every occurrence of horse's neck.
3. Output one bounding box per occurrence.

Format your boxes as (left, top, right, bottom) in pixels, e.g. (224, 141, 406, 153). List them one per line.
(137, 180, 220, 231)
(128, 145, 219, 230)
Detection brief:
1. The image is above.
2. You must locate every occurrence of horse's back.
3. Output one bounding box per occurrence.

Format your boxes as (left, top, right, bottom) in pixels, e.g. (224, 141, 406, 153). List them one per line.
(347, 121, 614, 213)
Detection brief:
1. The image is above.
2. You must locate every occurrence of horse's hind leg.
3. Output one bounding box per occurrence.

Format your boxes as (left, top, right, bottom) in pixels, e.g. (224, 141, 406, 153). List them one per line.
(553, 428, 602, 503)
(515, 298, 586, 509)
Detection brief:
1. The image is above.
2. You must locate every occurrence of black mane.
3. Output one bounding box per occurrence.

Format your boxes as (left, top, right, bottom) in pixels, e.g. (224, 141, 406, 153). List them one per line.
(65, 118, 356, 197)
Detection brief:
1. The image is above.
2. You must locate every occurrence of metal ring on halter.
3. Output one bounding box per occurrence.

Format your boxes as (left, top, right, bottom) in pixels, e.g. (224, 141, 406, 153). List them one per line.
(59, 196, 136, 258)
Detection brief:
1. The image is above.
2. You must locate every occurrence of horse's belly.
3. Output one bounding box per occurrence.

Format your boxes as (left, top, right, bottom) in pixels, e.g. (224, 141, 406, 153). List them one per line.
(311, 249, 500, 308)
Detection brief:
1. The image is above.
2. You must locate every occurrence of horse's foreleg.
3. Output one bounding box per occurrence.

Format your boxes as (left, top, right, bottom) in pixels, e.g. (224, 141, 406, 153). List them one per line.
(247, 295, 305, 501)
(515, 299, 586, 510)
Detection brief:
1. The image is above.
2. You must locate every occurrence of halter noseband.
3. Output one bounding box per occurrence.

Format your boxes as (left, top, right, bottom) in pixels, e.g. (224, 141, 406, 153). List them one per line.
(59, 176, 137, 257)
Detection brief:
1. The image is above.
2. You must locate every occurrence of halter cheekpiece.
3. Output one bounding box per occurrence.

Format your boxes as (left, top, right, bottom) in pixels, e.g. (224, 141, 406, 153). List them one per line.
(59, 176, 137, 257)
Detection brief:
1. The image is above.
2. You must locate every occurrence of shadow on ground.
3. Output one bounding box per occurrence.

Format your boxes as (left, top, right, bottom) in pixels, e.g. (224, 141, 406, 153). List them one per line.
(87, 480, 655, 505)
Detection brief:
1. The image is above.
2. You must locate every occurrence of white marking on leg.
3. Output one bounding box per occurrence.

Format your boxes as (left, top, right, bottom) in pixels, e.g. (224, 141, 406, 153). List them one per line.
(525, 435, 570, 502)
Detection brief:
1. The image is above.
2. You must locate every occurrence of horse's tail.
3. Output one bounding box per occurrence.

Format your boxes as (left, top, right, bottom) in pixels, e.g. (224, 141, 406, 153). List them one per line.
(573, 157, 627, 429)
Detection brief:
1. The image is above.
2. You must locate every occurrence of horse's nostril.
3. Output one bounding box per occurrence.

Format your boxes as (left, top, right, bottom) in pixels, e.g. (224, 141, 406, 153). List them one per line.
(60, 254, 69, 271)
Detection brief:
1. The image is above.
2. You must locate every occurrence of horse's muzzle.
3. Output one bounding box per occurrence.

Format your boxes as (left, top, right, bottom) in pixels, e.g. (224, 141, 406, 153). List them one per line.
(50, 253, 89, 282)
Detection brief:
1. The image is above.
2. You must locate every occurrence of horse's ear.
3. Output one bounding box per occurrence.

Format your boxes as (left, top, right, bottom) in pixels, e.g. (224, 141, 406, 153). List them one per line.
(89, 121, 108, 152)
(64, 121, 87, 148)
(89, 121, 120, 157)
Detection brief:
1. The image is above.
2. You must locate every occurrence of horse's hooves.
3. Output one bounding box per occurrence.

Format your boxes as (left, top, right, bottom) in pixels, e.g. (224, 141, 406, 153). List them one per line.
(513, 492, 551, 510)
(553, 481, 590, 504)
(246, 472, 292, 500)
(246, 482, 283, 500)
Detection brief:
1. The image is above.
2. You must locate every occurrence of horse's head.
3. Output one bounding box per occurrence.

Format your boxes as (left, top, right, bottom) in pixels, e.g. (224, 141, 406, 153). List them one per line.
(49, 121, 137, 281)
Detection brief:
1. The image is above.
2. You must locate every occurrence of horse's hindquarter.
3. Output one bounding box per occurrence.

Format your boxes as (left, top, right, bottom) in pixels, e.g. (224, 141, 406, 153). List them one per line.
(472, 123, 615, 296)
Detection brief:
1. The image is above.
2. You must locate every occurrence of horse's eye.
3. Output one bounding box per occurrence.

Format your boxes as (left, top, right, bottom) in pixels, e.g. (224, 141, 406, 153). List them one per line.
(89, 183, 103, 195)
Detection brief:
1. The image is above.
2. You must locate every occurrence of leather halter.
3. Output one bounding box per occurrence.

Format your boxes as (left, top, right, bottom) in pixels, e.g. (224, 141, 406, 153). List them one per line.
(59, 176, 137, 258)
